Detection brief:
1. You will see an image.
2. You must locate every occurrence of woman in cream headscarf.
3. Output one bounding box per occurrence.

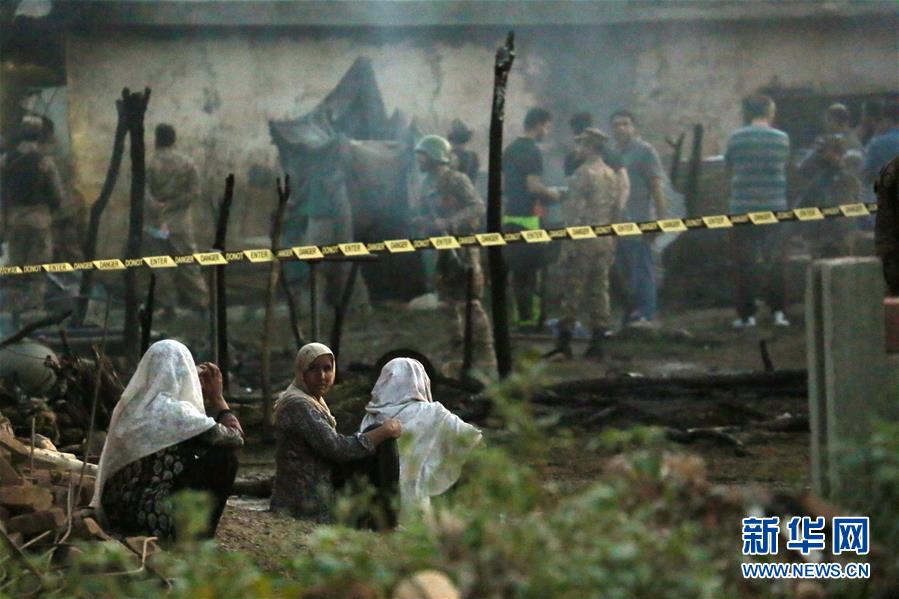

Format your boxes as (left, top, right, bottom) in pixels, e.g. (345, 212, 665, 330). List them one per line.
(270, 342, 402, 523)
(91, 340, 244, 541)
(360, 357, 482, 514)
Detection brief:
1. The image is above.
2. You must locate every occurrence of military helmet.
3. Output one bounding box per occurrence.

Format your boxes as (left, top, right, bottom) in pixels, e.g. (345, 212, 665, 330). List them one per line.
(415, 135, 452, 164)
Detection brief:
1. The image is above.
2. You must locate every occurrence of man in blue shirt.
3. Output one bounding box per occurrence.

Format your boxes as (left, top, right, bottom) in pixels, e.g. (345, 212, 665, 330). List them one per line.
(610, 109, 667, 326)
(863, 98, 899, 186)
(725, 95, 791, 329)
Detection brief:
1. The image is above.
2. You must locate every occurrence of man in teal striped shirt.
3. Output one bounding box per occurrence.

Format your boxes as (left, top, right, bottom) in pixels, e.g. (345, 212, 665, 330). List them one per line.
(725, 95, 791, 329)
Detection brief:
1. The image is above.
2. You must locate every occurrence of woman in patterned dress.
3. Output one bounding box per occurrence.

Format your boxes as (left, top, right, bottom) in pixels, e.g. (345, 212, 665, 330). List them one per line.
(270, 342, 402, 524)
(90, 340, 244, 541)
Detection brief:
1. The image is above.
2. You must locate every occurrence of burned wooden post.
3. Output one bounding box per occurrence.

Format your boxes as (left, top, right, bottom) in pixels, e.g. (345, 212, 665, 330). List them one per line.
(487, 31, 516, 379)
(121, 87, 151, 366)
(76, 98, 128, 325)
(262, 176, 290, 432)
(462, 267, 475, 375)
(309, 261, 320, 340)
(139, 273, 155, 356)
(666, 131, 686, 189)
(329, 261, 360, 370)
(684, 124, 704, 217)
(211, 174, 235, 389)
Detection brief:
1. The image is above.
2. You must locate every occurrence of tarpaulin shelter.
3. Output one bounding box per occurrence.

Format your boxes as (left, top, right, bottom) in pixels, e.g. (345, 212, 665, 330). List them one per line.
(270, 57, 426, 303)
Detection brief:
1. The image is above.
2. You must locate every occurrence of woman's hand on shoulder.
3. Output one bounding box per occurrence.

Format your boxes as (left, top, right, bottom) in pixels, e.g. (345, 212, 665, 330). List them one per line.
(380, 418, 403, 439)
(363, 418, 403, 447)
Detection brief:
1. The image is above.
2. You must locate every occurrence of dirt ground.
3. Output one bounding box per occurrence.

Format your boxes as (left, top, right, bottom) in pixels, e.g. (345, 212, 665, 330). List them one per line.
(214, 298, 812, 568)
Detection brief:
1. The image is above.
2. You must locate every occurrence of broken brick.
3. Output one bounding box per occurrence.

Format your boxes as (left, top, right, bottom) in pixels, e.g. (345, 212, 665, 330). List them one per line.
(6, 507, 66, 536)
(0, 457, 21, 485)
(0, 484, 53, 512)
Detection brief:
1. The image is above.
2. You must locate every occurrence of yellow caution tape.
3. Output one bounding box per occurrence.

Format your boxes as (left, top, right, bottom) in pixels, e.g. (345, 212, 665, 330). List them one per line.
(194, 252, 228, 266)
(293, 246, 324, 260)
(476, 232, 506, 246)
(795, 207, 825, 221)
(566, 226, 596, 239)
(521, 229, 552, 243)
(338, 242, 369, 256)
(430, 236, 461, 249)
(611, 222, 641, 236)
(658, 219, 687, 233)
(143, 255, 178, 268)
(384, 239, 415, 253)
(702, 215, 733, 229)
(0, 202, 877, 276)
(244, 249, 274, 263)
(42, 262, 75, 273)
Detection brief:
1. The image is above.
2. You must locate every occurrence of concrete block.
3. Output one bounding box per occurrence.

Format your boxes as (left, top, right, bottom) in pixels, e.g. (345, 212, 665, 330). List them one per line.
(806, 257, 899, 499)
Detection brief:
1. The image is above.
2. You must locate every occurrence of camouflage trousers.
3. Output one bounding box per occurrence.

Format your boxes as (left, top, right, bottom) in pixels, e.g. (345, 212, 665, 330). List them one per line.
(557, 238, 615, 331)
(3, 207, 54, 315)
(145, 232, 208, 311)
(437, 251, 497, 372)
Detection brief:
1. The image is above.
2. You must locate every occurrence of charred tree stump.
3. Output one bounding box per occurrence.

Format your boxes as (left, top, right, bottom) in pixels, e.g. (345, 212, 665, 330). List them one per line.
(76, 99, 128, 325)
(487, 31, 516, 379)
(684, 124, 704, 217)
(121, 88, 151, 366)
(262, 176, 290, 432)
(211, 175, 235, 390)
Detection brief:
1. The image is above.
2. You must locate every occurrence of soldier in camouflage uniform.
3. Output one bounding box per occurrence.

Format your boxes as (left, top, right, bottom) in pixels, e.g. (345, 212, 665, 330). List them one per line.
(553, 128, 622, 359)
(1, 116, 65, 323)
(413, 135, 496, 374)
(146, 124, 208, 316)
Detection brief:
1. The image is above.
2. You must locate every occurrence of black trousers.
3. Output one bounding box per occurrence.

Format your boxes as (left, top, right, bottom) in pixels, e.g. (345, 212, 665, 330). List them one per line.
(332, 429, 399, 531)
(732, 227, 788, 319)
(174, 445, 240, 538)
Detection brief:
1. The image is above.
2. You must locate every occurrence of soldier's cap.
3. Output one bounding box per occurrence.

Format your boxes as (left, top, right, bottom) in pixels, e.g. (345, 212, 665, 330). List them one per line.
(447, 119, 473, 144)
(574, 126, 610, 146)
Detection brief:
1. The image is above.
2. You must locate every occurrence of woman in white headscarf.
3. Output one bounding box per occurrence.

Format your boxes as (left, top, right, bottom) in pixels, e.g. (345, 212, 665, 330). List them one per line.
(271, 342, 403, 523)
(91, 340, 244, 541)
(360, 357, 482, 514)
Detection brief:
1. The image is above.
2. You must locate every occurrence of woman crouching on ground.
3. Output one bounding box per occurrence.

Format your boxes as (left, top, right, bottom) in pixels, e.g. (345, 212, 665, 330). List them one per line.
(270, 342, 402, 524)
(90, 339, 244, 541)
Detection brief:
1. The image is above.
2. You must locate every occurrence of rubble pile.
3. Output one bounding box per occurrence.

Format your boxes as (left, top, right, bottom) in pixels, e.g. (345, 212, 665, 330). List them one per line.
(0, 420, 164, 587)
(0, 340, 122, 450)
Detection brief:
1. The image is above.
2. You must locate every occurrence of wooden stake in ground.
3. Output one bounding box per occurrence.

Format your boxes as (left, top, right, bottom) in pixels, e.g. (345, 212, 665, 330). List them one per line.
(77, 98, 128, 325)
(684, 124, 704, 217)
(262, 176, 290, 432)
(121, 87, 151, 366)
(309, 261, 320, 340)
(486, 31, 516, 379)
(211, 174, 235, 389)
(329, 261, 360, 371)
(279, 266, 305, 349)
